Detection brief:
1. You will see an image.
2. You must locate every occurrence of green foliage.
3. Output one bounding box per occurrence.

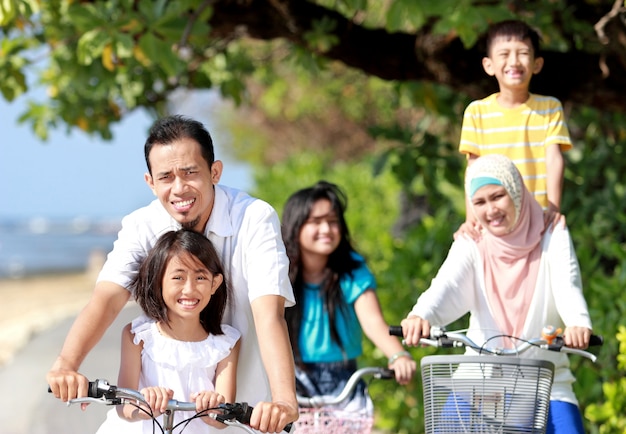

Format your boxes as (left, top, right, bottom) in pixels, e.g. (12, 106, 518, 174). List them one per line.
(243, 100, 626, 433)
(585, 326, 626, 434)
(2, 0, 625, 431)
(1, 0, 619, 140)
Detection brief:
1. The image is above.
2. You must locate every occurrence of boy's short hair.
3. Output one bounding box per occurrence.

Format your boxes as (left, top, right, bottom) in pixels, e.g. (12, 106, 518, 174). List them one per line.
(485, 20, 542, 57)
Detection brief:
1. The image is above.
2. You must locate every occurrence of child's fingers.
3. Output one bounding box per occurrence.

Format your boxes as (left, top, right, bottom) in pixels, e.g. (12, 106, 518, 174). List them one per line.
(142, 387, 173, 413)
(193, 391, 222, 411)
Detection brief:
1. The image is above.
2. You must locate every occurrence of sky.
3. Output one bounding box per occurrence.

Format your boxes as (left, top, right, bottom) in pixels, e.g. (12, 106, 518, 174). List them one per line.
(0, 89, 252, 222)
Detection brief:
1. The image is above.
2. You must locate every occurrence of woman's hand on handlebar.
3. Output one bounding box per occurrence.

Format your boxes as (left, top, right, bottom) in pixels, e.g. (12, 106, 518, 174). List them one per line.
(401, 315, 431, 347)
(249, 400, 298, 433)
(563, 326, 593, 349)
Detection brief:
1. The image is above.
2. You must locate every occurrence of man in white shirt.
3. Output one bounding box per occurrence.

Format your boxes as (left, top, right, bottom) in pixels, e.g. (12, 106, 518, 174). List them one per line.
(47, 115, 298, 433)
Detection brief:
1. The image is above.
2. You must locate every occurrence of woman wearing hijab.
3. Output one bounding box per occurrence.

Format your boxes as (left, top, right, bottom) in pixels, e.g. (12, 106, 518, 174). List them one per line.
(400, 154, 593, 434)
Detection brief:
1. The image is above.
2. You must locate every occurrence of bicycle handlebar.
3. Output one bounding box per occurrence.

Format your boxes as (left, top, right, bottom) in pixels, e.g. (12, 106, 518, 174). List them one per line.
(49, 379, 293, 433)
(296, 366, 395, 407)
(389, 325, 603, 362)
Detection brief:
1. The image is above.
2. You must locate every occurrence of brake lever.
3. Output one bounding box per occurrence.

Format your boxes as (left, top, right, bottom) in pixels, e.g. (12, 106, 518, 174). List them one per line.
(67, 396, 120, 406)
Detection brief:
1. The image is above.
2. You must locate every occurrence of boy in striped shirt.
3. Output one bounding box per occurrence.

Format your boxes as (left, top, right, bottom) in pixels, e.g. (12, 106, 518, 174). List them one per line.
(456, 20, 572, 240)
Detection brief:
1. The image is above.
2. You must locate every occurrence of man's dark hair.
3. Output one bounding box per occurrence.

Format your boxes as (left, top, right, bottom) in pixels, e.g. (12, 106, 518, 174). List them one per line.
(144, 115, 215, 174)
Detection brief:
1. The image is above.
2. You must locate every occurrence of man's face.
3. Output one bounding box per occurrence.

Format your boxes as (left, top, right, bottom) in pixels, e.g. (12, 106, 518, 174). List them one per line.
(145, 137, 222, 232)
(482, 36, 543, 91)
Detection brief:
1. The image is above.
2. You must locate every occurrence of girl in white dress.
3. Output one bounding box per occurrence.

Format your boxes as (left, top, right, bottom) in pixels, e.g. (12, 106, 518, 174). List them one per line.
(97, 229, 241, 433)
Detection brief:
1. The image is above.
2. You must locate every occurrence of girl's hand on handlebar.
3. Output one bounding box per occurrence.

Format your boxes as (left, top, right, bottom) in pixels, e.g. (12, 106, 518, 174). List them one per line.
(388, 354, 416, 385)
(250, 400, 298, 433)
(563, 326, 593, 349)
(401, 315, 431, 346)
(191, 391, 226, 427)
(140, 386, 174, 415)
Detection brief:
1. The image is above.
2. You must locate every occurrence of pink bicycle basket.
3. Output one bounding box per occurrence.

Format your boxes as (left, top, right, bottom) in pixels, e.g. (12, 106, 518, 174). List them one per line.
(294, 407, 374, 434)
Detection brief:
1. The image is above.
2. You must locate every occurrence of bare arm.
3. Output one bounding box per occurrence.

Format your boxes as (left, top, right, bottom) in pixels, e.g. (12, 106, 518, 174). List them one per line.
(545, 144, 566, 229)
(354, 290, 416, 385)
(47, 281, 130, 401)
(249, 295, 298, 433)
(195, 339, 241, 428)
(213, 339, 240, 403)
(116, 323, 159, 421)
(454, 154, 482, 241)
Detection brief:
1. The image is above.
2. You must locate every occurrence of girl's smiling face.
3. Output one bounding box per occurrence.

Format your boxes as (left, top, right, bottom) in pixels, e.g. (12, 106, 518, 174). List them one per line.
(161, 252, 223, 321)
(471, 184, 517, 236)
(298, 199, 341, 259)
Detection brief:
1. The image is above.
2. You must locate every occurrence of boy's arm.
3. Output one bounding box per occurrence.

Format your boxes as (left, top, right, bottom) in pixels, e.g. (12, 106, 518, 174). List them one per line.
(454, 154, 482, 241)
(545, 144, 566, 230)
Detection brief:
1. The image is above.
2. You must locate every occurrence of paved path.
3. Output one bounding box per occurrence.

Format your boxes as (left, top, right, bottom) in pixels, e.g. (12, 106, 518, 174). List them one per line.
(0, 304, 141, 434)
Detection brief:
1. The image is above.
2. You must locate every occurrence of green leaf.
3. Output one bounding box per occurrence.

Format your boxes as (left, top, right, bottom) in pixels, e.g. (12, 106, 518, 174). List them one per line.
(77, 29, 112, 65)
(67, 3, 107, 31)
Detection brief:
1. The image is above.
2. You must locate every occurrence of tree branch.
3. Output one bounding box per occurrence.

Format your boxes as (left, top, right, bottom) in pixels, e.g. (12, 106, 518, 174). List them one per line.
(209, 0, 626, 113)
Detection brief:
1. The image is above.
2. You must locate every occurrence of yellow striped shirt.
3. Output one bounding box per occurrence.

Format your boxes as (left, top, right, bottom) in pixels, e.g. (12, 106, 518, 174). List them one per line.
(459, 93, 572, 208)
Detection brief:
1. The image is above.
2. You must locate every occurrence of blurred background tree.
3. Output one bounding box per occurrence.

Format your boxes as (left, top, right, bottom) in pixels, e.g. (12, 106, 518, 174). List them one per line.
(2, 1, 625, 432)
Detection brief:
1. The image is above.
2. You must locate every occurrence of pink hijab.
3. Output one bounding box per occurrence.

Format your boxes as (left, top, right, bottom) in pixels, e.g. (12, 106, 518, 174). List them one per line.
(466, 155, 544, 339)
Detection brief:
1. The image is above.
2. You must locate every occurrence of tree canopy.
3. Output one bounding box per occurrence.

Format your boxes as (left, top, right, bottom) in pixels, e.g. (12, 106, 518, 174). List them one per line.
(2, 2, 625, 432)
(0, 0, 624, 139)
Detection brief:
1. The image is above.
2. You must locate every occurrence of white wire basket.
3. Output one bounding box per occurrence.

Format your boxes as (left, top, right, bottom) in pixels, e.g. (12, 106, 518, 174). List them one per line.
(421, 355, 555, 434)
(293, 407, 373, 434)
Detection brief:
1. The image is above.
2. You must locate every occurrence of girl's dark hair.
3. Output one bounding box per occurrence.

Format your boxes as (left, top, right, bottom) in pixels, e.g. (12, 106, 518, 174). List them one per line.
(131, 229, 229, 335)
(144, 115, 215, 175)
(485, 19, 542, 57)
(281, 180, 360, 363)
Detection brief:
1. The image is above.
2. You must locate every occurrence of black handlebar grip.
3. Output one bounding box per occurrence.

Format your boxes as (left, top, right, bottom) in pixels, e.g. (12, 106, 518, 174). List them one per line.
(241, 404, 292, 433)
(389, 325, 403, 337)
(88, 381, 101, 398)
(47, 380, 102, 396)
(589, 334, 604, 347)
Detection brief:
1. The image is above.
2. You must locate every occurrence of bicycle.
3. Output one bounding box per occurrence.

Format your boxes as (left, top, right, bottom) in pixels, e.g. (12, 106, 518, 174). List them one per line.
(389, 325, 603, 434)
(48, 378, 293, 434)
(294, 366, 395, 434)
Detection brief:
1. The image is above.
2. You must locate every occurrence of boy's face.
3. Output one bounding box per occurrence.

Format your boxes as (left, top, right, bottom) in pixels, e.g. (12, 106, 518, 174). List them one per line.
(482, 36, 543, 92)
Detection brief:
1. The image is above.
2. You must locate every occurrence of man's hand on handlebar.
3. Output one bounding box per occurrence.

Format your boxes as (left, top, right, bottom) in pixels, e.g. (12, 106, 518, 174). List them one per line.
(249, 400, 298, 433)
(400, 315, 431, 347)
(46, 362, 90, 403)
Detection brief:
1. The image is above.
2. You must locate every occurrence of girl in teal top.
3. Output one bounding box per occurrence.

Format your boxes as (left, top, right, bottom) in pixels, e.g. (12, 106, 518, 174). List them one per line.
(281, 181, 416, 414)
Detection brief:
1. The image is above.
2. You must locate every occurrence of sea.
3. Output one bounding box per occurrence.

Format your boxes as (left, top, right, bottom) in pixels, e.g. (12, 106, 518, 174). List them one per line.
(0, 217, 121, 279)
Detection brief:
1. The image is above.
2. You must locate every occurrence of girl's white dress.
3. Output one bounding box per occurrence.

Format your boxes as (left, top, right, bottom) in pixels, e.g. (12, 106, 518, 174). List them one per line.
(96, 315, 240, 434)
